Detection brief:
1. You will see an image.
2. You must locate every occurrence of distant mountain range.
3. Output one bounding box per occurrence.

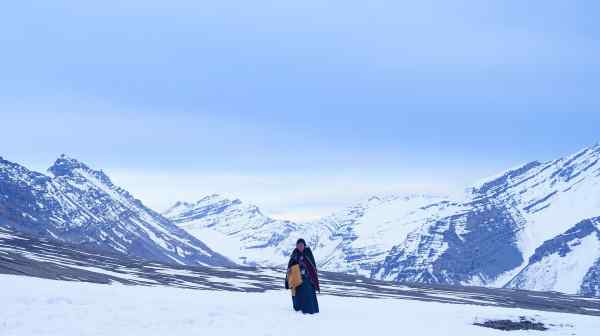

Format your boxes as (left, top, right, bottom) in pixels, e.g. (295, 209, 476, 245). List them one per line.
(0, 155, 232, 267)
(1, 145, 599, 296)
(164, 144, 600, 297)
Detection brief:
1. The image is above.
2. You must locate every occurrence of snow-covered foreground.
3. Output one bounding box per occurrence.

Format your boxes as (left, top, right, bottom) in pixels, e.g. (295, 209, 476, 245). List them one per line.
(2, 275, 598, 336)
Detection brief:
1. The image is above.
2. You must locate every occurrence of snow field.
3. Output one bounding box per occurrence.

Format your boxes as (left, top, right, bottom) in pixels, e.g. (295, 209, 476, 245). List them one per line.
(1, 275, 598, 336)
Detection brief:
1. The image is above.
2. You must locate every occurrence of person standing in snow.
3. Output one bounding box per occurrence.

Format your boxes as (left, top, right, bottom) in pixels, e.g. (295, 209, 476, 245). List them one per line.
(285, 238, 320, 314)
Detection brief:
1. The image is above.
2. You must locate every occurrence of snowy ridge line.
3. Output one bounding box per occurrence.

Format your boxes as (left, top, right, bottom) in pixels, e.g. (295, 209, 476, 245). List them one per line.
(1, 227, 599, 316)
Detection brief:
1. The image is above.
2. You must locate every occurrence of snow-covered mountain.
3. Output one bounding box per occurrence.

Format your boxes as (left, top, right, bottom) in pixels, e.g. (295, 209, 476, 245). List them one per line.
(0, 155, 232, 267)
(303, 194, 454, 277)
(164, 193, 460, 270)
(169, 144, 600, 296)
(507, 217, 600, 297)
(164, 194, 300, 266)
(327, 145, 600, 295)
(3, 144, 597, 296)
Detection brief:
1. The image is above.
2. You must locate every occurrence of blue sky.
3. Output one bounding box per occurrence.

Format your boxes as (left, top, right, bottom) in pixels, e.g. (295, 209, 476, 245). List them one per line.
(1, 1, 600, 220)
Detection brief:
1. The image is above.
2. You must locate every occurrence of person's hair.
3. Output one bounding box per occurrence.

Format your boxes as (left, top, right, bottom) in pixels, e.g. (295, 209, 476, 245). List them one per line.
(296, 238, 306, 246)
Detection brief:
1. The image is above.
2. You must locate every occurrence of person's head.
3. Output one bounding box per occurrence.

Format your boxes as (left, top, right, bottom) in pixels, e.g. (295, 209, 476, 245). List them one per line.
(296, 238, 306, 252)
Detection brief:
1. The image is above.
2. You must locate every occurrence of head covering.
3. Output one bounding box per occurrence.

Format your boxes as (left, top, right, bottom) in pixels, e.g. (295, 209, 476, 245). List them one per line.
(296, 238, 307, 246)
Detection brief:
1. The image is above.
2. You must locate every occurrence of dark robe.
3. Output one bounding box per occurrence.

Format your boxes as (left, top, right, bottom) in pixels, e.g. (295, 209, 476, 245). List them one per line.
(285, 247, 320, 314)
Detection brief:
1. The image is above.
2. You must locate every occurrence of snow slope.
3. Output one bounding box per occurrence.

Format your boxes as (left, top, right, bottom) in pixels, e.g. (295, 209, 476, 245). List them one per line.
(0, 155, 231, 267)
(372, 145, 600, 288)
(1, 274, 598, 336)
(307, 194, 456, 277)
(165, 195, 300, 266)
(474, 145, 600, 272)
(507, 217, 600, 296)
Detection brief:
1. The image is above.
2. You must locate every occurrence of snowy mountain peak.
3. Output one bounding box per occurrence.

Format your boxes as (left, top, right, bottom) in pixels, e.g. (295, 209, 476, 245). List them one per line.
(48, 155, 112, 186)
(199, 193, 233, 203)
(49, 155, 91, 176)
(164, 194, 249, 221)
